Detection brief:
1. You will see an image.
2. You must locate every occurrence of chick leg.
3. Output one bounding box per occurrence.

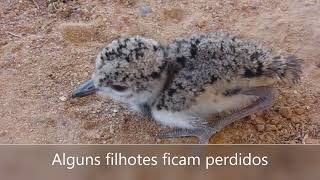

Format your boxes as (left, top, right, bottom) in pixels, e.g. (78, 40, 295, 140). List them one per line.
(156, 86, 277, 144)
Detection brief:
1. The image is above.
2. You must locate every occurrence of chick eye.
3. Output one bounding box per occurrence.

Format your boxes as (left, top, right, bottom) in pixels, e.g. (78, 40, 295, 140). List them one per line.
(110, 85, 128, 92)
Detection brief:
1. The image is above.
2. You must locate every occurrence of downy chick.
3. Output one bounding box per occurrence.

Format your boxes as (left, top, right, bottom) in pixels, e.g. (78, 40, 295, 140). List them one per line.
(72, 33, 302, 143)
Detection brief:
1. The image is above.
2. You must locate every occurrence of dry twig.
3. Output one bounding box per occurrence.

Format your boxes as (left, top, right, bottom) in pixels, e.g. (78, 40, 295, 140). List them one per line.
(6, 31, 22, 38)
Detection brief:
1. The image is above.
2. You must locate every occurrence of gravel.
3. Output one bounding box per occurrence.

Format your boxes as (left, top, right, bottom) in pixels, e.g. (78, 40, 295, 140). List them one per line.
(139, 4, 152, 17)
(279, 107, 293, 119)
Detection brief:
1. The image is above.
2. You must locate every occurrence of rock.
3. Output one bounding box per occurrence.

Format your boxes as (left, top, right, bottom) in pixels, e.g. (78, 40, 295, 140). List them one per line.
(270, 118, 280, 125)
(265, 124, 277, 131)
(59, 96, 67, 102)
(249, 114, 256, 121)
(254, 117, 265, 125)
(255, 124, 265, 132)
(0, 130, 7, 137)
(258, 134, 265, 141)
(291, 117, 301, 124)
(279, 107, 293, 119)
(139, 4, 151, 17)
(294, 107, 305, 115)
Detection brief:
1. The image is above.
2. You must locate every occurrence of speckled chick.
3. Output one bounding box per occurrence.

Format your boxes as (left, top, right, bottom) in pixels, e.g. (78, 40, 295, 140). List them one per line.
(72, 33, 302, 144)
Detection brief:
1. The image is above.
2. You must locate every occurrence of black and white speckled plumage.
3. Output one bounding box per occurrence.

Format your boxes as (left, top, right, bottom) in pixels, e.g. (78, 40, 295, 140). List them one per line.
(154, 33, 301, 111)
(83, 32, 301, 131)
(90, 36, 170, 112)
(93, 36, 166, 93)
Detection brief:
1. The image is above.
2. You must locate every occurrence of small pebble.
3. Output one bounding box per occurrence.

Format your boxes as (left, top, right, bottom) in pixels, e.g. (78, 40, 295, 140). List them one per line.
(291, 117, 300, 124)
(288, 140, 296, 144)
(112, 109, 118, 113)
(139, 4, 151, 17)
(0, 130, 7, 137)
(83, 72, 89, 77)
(254, 117, 265, 125)
(294, 107, 305, 115)
(256, 124, 265, 132)
(59, 96, 67, 102)
(265, 124, 277, 131)
(279, 107, 293, 119)
(270, 118, 280, 125)
(258, 134, 265, 140)
(249, 114, 256, 121)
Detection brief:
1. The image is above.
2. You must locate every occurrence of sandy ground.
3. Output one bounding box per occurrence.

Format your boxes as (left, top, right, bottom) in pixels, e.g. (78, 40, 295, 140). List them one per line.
(0, 0, 319, 144)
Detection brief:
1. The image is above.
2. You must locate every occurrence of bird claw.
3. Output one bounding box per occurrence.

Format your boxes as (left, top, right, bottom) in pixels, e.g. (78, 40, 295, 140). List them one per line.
(155, 127, 217, 144)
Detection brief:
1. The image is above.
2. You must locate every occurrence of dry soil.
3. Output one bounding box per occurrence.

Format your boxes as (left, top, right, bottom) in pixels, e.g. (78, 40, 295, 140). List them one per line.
(0, 0, 319, 144)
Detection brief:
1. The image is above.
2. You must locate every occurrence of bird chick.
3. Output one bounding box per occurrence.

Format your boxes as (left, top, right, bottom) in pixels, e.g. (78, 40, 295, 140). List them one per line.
(72, 33, 302, 144)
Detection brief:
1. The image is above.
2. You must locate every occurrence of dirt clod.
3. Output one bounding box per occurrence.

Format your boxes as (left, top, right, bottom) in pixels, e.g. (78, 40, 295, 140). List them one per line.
(266, 124, 277, 132)
(161, 8, 186, 22)
(0, 131, 7, 137)
(291, 117, 301, 124)
(59, 96, 67, 102)
(256, 124, 265, 132)
(254, 117, 265, 125)
(279, 107, 293, 119)
(60, 23, 96, 44)
(294, 107, 305, 115)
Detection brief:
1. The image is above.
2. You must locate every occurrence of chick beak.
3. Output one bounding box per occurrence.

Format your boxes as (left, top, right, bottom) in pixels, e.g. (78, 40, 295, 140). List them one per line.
(72, 79, 97, 98)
